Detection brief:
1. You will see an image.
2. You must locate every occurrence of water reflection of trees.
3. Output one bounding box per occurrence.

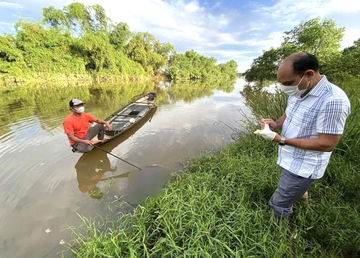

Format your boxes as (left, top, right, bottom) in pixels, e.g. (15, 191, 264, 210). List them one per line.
(0, 83, 156, 135)
(87, 82, 158, 119)
(167, 79, 236, 103)
(0, 78, 236, 135)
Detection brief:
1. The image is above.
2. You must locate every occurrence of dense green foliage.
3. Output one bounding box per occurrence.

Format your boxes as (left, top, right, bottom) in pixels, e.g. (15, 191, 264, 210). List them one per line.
(0, 2, 238, 84)
(167, 50, 238, 81)
(0, 35, 27, 75)
(243, 17, 359, 84)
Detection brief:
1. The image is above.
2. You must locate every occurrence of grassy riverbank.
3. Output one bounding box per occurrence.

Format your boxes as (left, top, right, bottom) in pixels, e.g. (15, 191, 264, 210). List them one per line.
(67, 78, 360, 257)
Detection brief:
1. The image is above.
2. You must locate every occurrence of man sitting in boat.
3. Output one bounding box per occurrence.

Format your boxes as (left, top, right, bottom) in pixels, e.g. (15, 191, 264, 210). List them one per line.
(63, 99, 112, 153)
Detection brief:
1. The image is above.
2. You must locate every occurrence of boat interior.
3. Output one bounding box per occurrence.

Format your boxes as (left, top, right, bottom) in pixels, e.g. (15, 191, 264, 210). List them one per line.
(109, 104, 151, 132)
(91, 93, 156, 140)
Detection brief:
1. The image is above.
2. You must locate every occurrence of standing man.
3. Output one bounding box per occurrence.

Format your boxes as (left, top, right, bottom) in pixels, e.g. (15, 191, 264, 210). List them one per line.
(255, 52, 350, 219)
(63, 99, 112, 153)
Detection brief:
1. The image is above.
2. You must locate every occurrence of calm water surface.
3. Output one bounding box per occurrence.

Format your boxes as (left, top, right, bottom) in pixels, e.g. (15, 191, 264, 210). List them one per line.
(0, 79, 250, 257)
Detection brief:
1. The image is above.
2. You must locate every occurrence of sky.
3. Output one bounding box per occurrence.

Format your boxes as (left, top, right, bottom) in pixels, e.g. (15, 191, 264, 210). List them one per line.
(0, 0, 359, 72)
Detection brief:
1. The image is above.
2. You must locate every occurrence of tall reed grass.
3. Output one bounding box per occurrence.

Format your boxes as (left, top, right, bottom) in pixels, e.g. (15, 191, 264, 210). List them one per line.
(334, 76, 360, 161)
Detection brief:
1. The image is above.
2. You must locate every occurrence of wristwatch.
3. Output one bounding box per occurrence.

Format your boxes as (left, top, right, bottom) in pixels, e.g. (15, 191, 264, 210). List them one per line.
(279, 137, 286, 146)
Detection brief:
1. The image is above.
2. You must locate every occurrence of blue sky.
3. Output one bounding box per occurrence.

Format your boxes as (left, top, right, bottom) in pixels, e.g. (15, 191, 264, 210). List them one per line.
(1, 0, 359, 72)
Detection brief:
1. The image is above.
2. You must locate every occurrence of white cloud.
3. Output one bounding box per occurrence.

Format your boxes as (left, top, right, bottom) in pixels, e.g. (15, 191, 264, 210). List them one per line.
(63, 0, 360, 71)
(0, 2, 23, 9)
(185, 1, 200, 13)
(1, 0, 359, 72)
(0, 21, 13, 25)
(328, 0, 360, 13)
(341, 29, 360, 48)
(0, 21, 14, 31)
(254, 0, 360, 41)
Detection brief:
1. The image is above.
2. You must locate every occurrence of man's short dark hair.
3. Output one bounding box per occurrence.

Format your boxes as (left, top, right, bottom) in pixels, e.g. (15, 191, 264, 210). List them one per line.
(292, 52, 319, 75)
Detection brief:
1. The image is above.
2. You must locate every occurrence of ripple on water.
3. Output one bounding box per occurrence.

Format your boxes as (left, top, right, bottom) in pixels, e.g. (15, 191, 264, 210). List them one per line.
(0, 115, 69, 208)
(0, 115, 58, 156)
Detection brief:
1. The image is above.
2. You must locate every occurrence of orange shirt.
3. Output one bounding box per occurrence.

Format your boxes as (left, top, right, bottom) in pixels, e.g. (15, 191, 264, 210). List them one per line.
(63, 113, 97, 145)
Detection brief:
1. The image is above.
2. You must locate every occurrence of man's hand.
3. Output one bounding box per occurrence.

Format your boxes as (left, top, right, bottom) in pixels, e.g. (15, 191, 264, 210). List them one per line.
(96, 119, 112, 131)
(105, 122, 112, 131)
(82, 139, 94, 146)
(260, 118, 277, 130)
(81, 139, 103, 145)
(92, 139, 104, 145)
(254, 123, 278, 141)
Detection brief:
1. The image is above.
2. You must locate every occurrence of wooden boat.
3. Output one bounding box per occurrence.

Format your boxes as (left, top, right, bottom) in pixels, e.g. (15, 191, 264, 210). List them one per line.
(91, 92, 157, 145)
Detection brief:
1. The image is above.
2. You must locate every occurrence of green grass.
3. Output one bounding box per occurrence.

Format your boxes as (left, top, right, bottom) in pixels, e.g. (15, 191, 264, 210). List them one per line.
(65, 78, 360, 258)
(65, 137, 360, 257)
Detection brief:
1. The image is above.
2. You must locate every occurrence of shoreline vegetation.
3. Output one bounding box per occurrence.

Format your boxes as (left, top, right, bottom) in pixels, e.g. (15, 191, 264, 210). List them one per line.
(65, 17, 359, 257)
(0, 2, 238, 87)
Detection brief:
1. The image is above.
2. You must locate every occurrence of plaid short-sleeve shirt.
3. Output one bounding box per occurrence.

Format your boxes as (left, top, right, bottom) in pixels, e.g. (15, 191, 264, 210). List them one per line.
(277, 76, 350, 179)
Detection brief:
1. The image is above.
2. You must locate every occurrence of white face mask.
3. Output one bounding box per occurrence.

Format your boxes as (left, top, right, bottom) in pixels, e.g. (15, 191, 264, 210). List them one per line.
(281, 74, 310, 96)
(75, 106, 85, 113)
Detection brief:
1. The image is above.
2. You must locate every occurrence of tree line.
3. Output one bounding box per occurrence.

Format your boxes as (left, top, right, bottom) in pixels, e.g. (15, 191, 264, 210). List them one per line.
(243, 17, 360, 85)
(0, 2, 238, 83)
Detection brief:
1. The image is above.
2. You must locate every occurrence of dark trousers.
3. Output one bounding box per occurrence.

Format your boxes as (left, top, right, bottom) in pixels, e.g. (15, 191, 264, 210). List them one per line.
(73, 124, 105, 153)
(269, 167, 315, 219)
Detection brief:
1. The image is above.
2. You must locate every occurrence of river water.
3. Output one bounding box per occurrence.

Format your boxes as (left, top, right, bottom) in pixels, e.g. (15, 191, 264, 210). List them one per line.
(0, 78, 250, 257)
